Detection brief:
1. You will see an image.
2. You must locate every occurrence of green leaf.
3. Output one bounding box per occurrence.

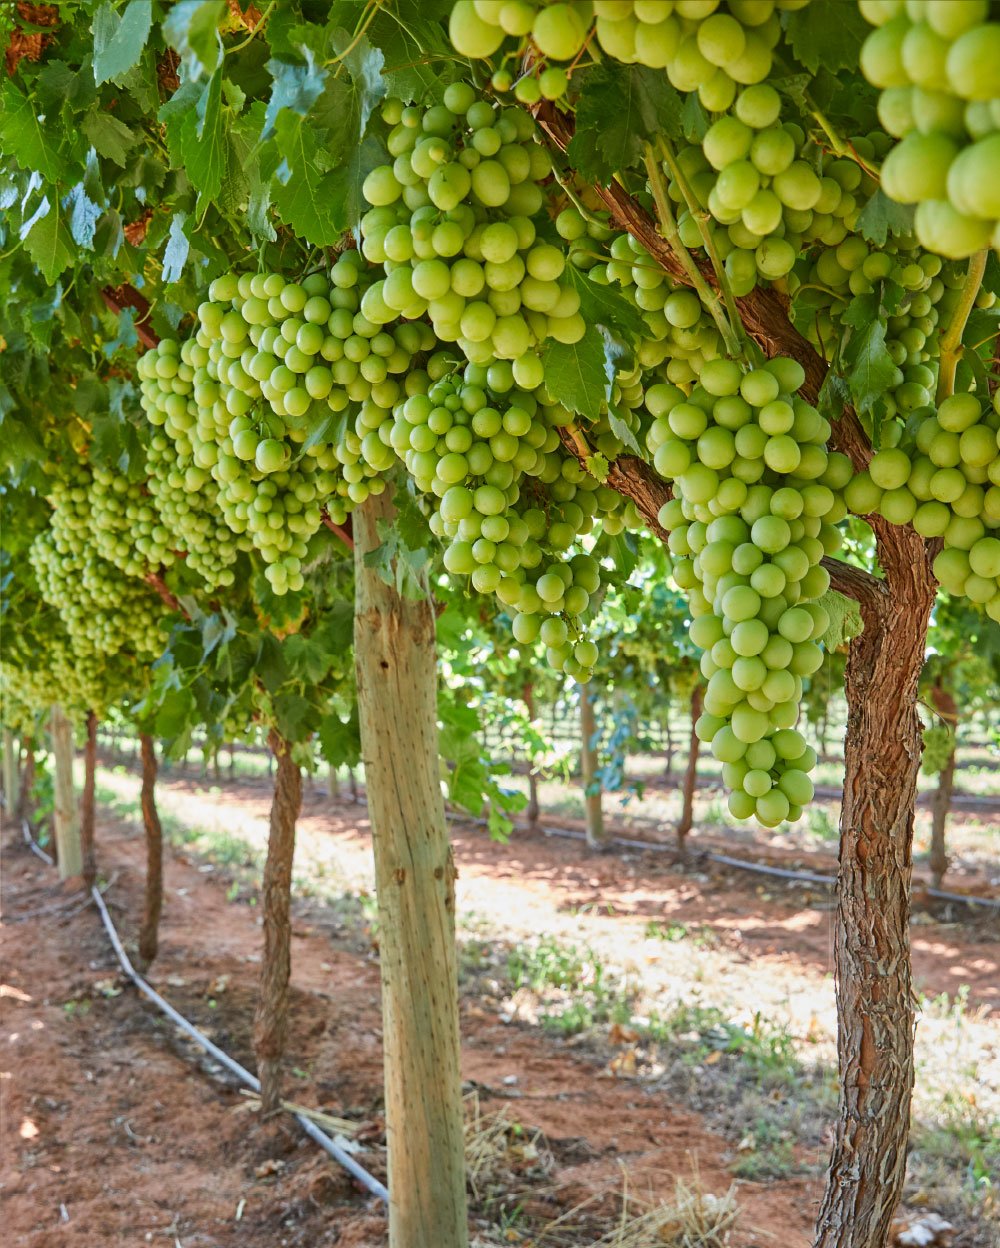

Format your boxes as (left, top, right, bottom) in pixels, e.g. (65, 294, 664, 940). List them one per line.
(272, 691, 315, 742)
(270, 115, 344, 246)
(200, 608, 237, 659)
(585, 452, 610, 483)
(368, 1, 458, 103)
(92, 0, 153, 86)
(283, 633, 332, 684)
(162, 0, 224, 81)
(601, 327, 641, 454)
(845, 320, 899, 418)
(855, 188, 914, 246)
(161, 69, 224, 203)
(784, 2, 869, 75)
(263, 50, 327, 139)
(0, 81, 67, 181)
(541, 327, 608, 422)
(568, 63, 682, 184)
(81, 110, 138, 166)
(565, 266, 647, 342)
(64, 183, 102, 250)
(162, 211, 190, 283)
(318, 707, 361, 768)
(22, 199, 74, 283)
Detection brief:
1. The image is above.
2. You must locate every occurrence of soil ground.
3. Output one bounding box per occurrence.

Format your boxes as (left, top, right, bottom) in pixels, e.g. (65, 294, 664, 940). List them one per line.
(2, 768, 997, 1247)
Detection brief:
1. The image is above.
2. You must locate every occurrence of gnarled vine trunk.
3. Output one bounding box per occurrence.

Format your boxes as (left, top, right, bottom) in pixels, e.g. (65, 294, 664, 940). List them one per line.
(80, 710, 98, 886)
(138, 733, 164, 969)
(354, 491, 469, 1248)
(676, 684, 702, 854)
(928, 684, 957, 890)
(16, 742, 35, 825)
(253, 728, 301, 1116)
(579, 680, 606, 851)
(815, 527, 936, 1248)
(50, 704, 82, 881)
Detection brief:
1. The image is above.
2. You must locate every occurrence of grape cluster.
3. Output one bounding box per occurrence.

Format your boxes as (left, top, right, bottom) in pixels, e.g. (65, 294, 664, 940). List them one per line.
(859, 0, 1000, 257)
(359, 90, 582, 372)
(596, 227, 726, 385)
(791, 235, 960, 419)
(386, 357, 632, 681)
(667, 94, 889, 292)
(450, 1, 811, 112)
(920, 721, 954, 775)
(30, 472, 165, 661)
(646, 355, 848, 825)
(848, 391, 1000, 622)
(88, 466, 173, 580)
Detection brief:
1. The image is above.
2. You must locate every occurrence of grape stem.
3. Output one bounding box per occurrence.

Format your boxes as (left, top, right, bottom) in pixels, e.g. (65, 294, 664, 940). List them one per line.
(564, 423, 592, 461)
(321, 511, 355, 551)
(549, 163, 607, 229)
(642, 144, 744, 360)
(656, 134, 747, 358)
(808, 104, 880, 181)
(936, 250, 987, 402)
(225, 0, 275, 54)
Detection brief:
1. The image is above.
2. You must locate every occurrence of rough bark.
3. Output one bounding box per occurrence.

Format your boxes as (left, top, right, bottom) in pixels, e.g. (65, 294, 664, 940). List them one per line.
(815, 523, 937, 1248)
(353, 491, 469, 1248)
(928, 684, 957, 890)
(2, 728, 18, 817)
(253, 728, 301, 1115)
(138, 733, 164, 970)
(579, 680, 606, 851)
(523, 682, 540, 829)
(50, 704, 83, 881)
(16, 742, 35, 825)
(80, 710, 98, 887)
(676, 684, 702, 854)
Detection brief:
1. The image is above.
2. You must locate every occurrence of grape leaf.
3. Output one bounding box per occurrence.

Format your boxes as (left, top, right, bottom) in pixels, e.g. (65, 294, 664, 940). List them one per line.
(844, 320, 898, 417)
(270, 114, 344, 246)
(92, 0, 152, 86)
(162, 0, 224, 80)
(161, 70, 224, 203)
(283, 633, 332, 684)
(22, 199, 74, 283)
(565, 266, 647, 342)
(318, 707, 361, 768)
(568, 63, 682, 184)
(368, 1, 458, 103)
(263, 49, 327, 139)
(64, 183, 102, 250)
(855, 188, 914, 246)
(81, 111, 137, 165)
(0, 82, 68, 181)
(541, 327, 607, 421)
(162, 211, 190, 284)
(784, 2, 868, 75)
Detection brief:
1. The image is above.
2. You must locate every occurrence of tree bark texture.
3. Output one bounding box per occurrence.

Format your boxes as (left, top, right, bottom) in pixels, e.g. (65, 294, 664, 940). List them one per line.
(138, 733, 164, 969)
(676, 684, 702, 853)
(579, 681, 605, 850)
(2, 728, 18, 817)
(815, 524, 937, 1248)
(523, 683, 540, 829)
(80, 710, 98, 886)
(353, 491, 469, 1248)
(16, 742, 35, 824)
(253, 729, 301, 1115)
(927, 684, 957, 890)
(50, 704, 82, 881)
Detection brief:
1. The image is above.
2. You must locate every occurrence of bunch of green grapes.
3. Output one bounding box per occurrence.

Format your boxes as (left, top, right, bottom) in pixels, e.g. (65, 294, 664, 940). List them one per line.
(384, 357, 634, 680)
(595, 227, 726, 385)
(846, 390, 1000, 621)
(2, 640, 120, 720)
(920, 721, 954, 775)
(358, 90, 583, 376)
(645, 355, 849, 826)
(29, 495, 164, 662)
(859, 0, 1000, 258)
(791, 236, 963, 418)
(667, 92, 889, 292)
(449, 1, 810, 111)
(87, 466, 172, 580)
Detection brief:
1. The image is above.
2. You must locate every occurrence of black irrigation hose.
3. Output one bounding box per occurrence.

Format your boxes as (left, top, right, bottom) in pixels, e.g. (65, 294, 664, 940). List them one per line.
(17, 817, 388, 1204)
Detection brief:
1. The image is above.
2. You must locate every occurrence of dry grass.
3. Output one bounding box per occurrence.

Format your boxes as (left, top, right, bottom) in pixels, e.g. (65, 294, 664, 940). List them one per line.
(464, 1091, 553, 1200)
(592, 1171, 741, 1248)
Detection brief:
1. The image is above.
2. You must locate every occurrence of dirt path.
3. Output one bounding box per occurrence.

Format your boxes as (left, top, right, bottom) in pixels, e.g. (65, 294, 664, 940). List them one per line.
(3, 809, 831, 1248)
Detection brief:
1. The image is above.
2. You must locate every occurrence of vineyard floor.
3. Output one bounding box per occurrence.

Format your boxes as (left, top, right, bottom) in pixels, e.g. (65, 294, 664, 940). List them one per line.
(2, 773, 998, 1247)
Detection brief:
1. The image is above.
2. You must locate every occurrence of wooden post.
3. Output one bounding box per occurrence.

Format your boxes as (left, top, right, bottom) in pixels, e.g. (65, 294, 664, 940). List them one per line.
(80, 710, 98, 886)
(50, 705, 83, 880)
(2, 728, 18, 818)
(579, 681, 605, 850)
(354, 491, 469, 1248)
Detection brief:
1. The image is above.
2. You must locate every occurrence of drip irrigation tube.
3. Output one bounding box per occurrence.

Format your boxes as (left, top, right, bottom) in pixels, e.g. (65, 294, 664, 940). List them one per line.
(18, 818, 388, 1204)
